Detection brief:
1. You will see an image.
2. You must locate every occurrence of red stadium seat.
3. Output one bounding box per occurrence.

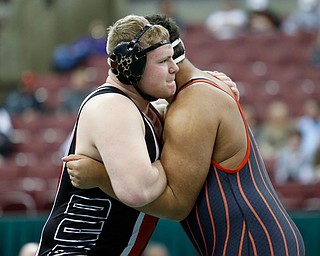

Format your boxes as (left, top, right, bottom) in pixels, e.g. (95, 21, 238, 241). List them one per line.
(274, 182, 308, 211)
(0, 191, 37, 216)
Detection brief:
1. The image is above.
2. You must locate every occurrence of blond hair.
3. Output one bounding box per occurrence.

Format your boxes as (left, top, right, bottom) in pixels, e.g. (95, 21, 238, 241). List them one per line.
(106, 14, 169, 54)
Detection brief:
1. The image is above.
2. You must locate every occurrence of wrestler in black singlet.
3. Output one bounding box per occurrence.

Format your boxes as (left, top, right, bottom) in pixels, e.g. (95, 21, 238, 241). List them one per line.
(179, 78, 305, 256)
(37, 85, 162, 256)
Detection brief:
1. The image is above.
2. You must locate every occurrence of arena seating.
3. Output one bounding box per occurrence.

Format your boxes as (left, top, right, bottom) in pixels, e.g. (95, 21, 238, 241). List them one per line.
(0, 25, 319, 215)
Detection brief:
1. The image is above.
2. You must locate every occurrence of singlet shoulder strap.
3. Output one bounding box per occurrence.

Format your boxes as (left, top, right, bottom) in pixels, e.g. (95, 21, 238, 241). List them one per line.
(67, 85, 125, 153)
(177, 77, 231, 95)
(78, 84, 130, 113)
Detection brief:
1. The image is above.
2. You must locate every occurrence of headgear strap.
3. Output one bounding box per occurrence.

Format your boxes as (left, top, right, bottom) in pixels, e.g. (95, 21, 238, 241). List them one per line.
(172, 38, 186, 64)
(109, 24, 170, 101)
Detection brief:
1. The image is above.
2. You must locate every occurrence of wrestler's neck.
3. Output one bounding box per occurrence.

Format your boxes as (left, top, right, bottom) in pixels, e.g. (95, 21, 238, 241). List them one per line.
(165, 59, 202, 103)
(176, 59, 201, 87)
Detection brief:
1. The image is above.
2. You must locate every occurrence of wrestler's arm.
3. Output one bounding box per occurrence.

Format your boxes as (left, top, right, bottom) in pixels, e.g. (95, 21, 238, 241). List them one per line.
(65, 154, 163, 203)
(136, 85, 220, 220)
(64, 86, 222, 220)
(71, 94, 167, 208)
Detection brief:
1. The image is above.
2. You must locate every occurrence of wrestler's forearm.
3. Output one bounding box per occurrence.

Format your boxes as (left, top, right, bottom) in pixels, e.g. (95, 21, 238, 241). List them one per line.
(94, 160, 191, 220)
(64, 155, 193, 220)
(135, 185, 191, 221)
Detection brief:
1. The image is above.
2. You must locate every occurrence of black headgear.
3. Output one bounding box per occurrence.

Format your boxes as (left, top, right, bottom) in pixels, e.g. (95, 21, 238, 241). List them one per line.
(109, 24, 170, 101)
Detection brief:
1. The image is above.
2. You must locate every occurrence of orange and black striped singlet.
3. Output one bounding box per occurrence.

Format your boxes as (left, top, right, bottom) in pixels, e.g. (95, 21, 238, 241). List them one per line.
(179, 78, 305, 256)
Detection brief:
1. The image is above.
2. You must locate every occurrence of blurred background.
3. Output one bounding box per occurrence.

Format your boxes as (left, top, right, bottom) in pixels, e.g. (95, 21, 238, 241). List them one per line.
(0, 0, 320, 255)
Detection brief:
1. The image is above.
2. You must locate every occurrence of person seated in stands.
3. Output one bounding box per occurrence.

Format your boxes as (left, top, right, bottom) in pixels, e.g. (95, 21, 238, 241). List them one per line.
(18, 242, 39, 256)
(0, 105, 13, 157)
(143, 242, 170, 256)
(58, 67, 93, 114)
(257, 100, 294, 161)
(295, 98, 320, 160)
(158, 0, 185, 35)
(241, 103, 261, 137)
(205, 0, 248, 40)
(246, 0, 282, 34)
(4, 69, 47, 116)
(310, 30, 320, 67)
(52, 19, 107, 71)
(313, 141, 320, 182)
(282, 0, 320, 35)
(275, 129, 315, 184)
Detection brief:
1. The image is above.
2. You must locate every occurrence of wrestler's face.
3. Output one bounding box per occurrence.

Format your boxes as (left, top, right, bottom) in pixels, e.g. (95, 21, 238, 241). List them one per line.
(139, 44, 178, 100)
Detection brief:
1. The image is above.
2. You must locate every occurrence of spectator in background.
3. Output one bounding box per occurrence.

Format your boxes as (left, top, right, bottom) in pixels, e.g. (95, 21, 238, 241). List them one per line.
(18, 242, 39, 256)
(282, 0, 320, 35)
(4, 69, 47, 116)
(310, 29, 320, 67)
(143, 242, 170, 256)
(246, 0, 282, 34)
(59, 67, 93, 114)
(275, 129, 315, 184)
(257, 100, 293, 160)
(53, 19, 107, 71)
(158, 0, 185, 34)
(86, 19, 108, 55)
(295, 98, 320, 159)
(241, 103, 261, 137)
(313, 142, 320, 181)
(0, 106, 13, 157)
(205, 0, 248, 40)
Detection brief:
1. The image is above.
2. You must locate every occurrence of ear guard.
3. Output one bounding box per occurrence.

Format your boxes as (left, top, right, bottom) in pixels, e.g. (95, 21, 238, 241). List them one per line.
(109, 40, 147, 85)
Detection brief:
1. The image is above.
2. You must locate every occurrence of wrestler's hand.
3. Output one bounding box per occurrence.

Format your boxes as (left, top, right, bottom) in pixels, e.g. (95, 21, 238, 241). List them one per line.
(62, 154, 107, 190)
(212, 71, 240, 100)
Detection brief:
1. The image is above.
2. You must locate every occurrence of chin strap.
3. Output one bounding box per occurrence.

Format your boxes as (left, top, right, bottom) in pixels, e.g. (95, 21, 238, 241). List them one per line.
(132, 40, 170, 102)
(133, 83, 158, 102)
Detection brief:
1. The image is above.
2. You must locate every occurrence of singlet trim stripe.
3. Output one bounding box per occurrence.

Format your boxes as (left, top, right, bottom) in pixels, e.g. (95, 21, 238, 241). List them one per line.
(237, 171, 274, 256)
(205, 181, 216, 254)
(214, 166, 230, 255)
(238, 220, 246, 256)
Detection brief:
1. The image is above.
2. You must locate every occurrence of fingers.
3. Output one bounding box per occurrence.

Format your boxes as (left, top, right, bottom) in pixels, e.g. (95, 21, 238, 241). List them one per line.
(214, 73, 232, 83)
(231, 87, 240, 100)
(64, 159, 76, 171)
(212, 70, 227, 77)
(62, 154, 82, 171)
(70, 177, 81, 189)
(67, 167, 81, 188)
(213, 70, 240, 100)
(62, 155, 75, 162)
(66, 167, 75, 180)
(227, 81, 237, 90)
(70, 180, 79, 188)
(62, 154, 81, 162)
(64, 155, 85, 189)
